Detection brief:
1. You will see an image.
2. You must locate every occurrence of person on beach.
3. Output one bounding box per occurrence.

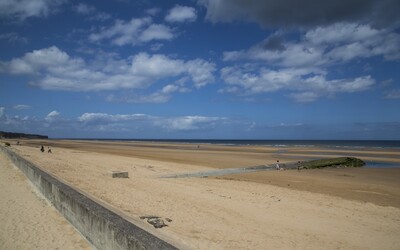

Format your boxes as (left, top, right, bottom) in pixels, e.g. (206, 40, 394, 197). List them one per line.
(48, 147, 52, 153)
(297, 161, 301, 171)
(276, 160, 280, 170)
(40, 145, 44, 152)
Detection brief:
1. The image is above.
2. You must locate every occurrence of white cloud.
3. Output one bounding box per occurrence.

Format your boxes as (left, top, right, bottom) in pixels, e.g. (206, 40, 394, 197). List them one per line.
(185, 59, 216, 88)
(220, 66, 375, 102)
(385, 89, 400, 99)
(224, 42, 325, 68)
(78, 113, 150, 124)
(139, 24, 174, 42)
(329, 76, 375, 93)
(0, 109, 230, 136)
(307, 23, 400, 62)
(150, 43, 164, 52)
(305, 23, 380, 45)
(220, 22, 397, 102)
(72, 3, 110, 21)
(89, 17, 174, 46)
(78, 112, 226, 132)
(107, 84, 190, 104)
(45, 110, 60, 122)
(221, 66, 312, 94)
(74, 3, 95, 15)
(155, 116, 226, 131)
(131, 53, 184, 77)
(130, 53, 215, 88)
(146, 8, 161, 16)
(0, 0, 65, 20)
(0, 46, 71, 74)
(223, 23, 400, 67)
(165, 5, 197, 23)
(13, 104, 31, 110)
(289, 92, 320, 103)
(0, 32, 27, 44)
(0, 47, 215, 96)
(114, 92, 171, 104)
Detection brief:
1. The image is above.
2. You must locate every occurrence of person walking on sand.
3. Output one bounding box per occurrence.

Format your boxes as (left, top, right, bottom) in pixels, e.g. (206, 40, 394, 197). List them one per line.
(48, 147, 52, 153)
(40, 145, 44, 152)
(276, 160, 280, 170)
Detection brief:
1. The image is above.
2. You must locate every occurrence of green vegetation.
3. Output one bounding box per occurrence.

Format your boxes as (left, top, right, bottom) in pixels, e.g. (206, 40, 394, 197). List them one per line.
(301, 157, 365, 169)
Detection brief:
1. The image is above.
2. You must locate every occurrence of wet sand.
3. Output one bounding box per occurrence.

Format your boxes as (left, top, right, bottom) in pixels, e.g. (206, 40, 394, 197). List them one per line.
(2, 139, 400, 249)
(15, 139, 400, 167)
(219, 168, 400, 208)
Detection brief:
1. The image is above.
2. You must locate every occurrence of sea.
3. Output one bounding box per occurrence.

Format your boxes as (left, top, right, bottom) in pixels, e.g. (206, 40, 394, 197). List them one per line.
(90, 139, 400, 149)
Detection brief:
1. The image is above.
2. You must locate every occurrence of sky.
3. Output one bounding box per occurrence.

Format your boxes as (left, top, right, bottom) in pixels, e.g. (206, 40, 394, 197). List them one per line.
(0, 0, 399, 140)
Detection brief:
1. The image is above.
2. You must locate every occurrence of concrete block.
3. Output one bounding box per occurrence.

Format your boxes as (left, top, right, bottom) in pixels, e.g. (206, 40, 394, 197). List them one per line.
(110, 171, 129, 178)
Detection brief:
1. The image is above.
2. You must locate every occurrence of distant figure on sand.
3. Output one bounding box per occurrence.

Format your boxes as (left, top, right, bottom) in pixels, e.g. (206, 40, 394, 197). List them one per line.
(40, 146, 44, 152)
(297, 161, 301, 171)
(48, 147, 52, 153)
(276, 160, 280, 170)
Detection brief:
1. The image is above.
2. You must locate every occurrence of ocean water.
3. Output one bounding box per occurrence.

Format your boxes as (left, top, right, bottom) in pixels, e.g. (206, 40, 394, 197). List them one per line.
(100, 139, 400, 149)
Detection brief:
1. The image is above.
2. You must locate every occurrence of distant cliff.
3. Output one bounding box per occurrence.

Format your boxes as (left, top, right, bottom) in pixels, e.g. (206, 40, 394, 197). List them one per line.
(0, 131, 48, 139)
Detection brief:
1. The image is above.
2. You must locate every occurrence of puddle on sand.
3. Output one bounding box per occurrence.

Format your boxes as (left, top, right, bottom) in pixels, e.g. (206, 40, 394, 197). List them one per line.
(160, 165, 276, 178)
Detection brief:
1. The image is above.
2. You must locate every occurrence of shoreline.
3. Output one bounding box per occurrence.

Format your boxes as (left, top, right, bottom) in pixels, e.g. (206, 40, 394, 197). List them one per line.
(6, 138, 400, 166)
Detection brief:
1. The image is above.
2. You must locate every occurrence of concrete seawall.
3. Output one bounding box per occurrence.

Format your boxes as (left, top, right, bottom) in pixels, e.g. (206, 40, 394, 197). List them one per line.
(0, 146, 177, 250)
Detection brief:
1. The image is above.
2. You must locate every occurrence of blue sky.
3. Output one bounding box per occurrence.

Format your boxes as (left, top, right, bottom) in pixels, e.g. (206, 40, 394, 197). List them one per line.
(0, 0, 399, 139)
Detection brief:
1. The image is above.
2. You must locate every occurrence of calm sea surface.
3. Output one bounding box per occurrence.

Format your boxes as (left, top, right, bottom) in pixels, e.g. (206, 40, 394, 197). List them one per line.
(91, 139, 400, 149)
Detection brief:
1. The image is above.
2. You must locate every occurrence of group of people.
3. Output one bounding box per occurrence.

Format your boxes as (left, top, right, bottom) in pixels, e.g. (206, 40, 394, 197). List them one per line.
(40, 145, 52, 153)
(275, 160, 303, 171)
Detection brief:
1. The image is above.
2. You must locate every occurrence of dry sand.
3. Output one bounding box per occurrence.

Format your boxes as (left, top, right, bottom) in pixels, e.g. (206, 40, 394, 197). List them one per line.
(3, 140, 400, 249)
(0, 150, 92, 250)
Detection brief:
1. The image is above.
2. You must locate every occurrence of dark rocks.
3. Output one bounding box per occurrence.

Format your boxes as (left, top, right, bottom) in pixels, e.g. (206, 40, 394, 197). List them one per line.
(300, 157, 366, 169)
(140, 216, 169, 229)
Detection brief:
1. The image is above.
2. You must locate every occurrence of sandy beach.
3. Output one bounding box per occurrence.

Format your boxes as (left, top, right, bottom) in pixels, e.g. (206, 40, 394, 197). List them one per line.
(0, 149, 92, 250)
(2, 139, 400, 249)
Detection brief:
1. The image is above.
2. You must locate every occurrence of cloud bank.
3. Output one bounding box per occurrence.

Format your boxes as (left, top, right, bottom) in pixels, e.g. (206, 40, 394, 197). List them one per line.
(219, 21, 399, 102)
(0, 0, 66, 20)
(0, 47, 216, 93)
(199, 0, 400, 28)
